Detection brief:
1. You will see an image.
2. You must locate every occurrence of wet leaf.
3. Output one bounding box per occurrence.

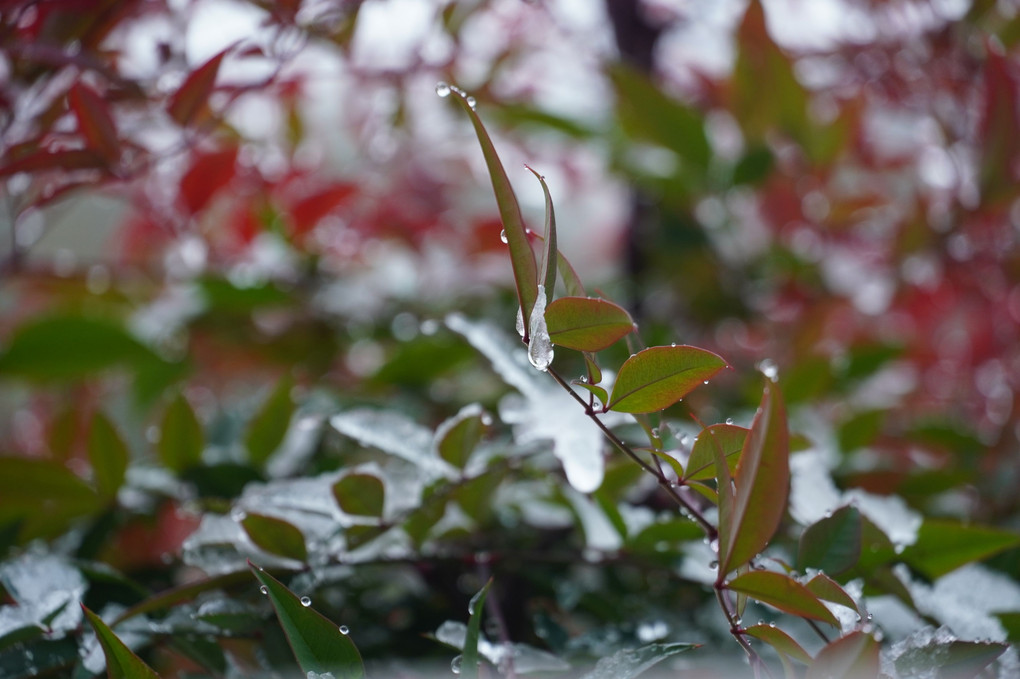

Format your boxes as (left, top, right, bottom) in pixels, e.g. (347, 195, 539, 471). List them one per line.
(159, 394, 204, 473)
(545, 297, 634, 352)
(807, 631, 880, 679)
(580, 642, 698, 679)
(0, 316, 164, 382)
(245, 376, 295, 468)
(68, 83, 119, 162)
(81, 605, 159, 679)
(685, 424, 746, 482)
(896, 638, 1007, 679)
(241, 514, 307, 562)
(527, 166, 557, 305)
(725, 571, 838, 625)
(744, 623, 812, 664)
(608, 346, 727, 414)
(901, 519, 1020, 579)
(648, 449, 685, 480)
(249, 562, 364, 678)
(87, 413, 129, 500)
(803, 573, 857, 613)
(449, 88, 539, 331)
(434, 405, 486, 469)
(798, 505, 862, 575)
(572, 380, 609, 407)
(718, 384, 789, 574)
(462, 578, 491, 679)
(332, 474, 385, 517)
(168, 48, 228, 126)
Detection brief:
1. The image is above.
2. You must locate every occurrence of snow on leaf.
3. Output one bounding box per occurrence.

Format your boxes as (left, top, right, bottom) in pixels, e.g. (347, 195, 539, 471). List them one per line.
(330, 409, 454, 478)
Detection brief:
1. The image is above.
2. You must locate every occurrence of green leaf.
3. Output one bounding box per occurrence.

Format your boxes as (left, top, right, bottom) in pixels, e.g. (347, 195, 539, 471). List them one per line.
(580, 642, 698, 679)
(244, 376, 295, 467)
(526, 166, 557, 306)
(87, 413, 130, 500)
(995, 612, 1020, 644)
(241, 513, 308, 562)
(81, 605, 159, 679)
(806, 632, 880, 679)
(608, 346, 727, 414)
(249, 562, 364, 678)
(158, 394, 204, 473)
(545, 297, 635, 352)
(805, 573, 859, 613)
(901, 519, 1020, 579)
(449, 88, 539, 331)
(0, 316, 165, 382)
(573, 380, 609, 408)
(743, 623, 812, 664)
(462, 578, 492, 679)
(332, 474, 385, 517)
(685, 424, 747, 481)
(718, 383, 789, 574)
(0, 457, 101, 539)
(648, 449, 685, 481)
(434, 405, 487, 469)
(725, 571, 838, 625)
(798, 505, 862, 575)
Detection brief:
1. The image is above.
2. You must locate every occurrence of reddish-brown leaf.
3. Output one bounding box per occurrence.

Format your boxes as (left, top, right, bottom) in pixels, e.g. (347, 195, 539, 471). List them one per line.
(726, 571, 838, 625)
(290, 183, 357, 235)
(0, 148, 108, 177)
(806, 632, 880, 679)
(68, 82, 120, 162)
(179, 147, 239, 215)
(168, 49, 228, 126)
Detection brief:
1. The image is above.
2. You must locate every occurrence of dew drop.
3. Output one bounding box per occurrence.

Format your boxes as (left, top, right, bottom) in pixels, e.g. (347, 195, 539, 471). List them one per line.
(499, 229, 508, 244)
(703, 380, 710, 385)
(300, 596, 312, 607)
(339, 625, 350, 635)
(435, 81, 451, 98)
(451, 655, 463, 674)
(725, 418, 734, 425)
(259, 585, 268, 595)
(466, 96, 477, 109)
(709, 560, 718, 569)
(480, 412, 493, 426)
(671, 342, 677, 347)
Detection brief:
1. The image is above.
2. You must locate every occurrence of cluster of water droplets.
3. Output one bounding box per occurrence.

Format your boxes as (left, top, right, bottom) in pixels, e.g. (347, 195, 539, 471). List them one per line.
(435, 81, 476, 109)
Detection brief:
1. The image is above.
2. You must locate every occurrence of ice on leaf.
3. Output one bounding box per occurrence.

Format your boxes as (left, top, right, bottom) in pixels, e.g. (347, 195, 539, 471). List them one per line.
(330, 409, 455, 479)
(527, 284, 554, 371)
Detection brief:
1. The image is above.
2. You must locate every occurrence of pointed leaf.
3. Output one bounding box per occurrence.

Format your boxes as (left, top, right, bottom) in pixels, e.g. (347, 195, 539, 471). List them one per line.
(545, 297, 635, 352)
(241, 514, 307, 562)
(805, 574, 859, 613)
(798, 505, 862, 575)
(81, 605, 159, 679)
(648, 449, 684, 481)
(685, 424, 746, 481)
(159, 394, 204, 473)
(726, 571, 838, 625)
(462, 578, 492, 679)
(68, 83, 119, 162)
(718, 383, 789, 574)
(901, 519, 1020, 579)
(450, 89, 539, 330)
(168, 49, 228, 126)
(332, 474, 385, 517)
(179, 146, 239, 215)
(608, 346, 727, 414)
(580, 642, 698, 679)
(807, 631, 880, 679)
(744, 623, 812, 664)
(249, 563, 364, 678)
(573, 380, 609, 408)
(88, 413, 129, 500)
(0, 148, 107, 177)
(527, 166, 557, 305)
(434, 404, 487, 469)
(244, 376, 295, 467)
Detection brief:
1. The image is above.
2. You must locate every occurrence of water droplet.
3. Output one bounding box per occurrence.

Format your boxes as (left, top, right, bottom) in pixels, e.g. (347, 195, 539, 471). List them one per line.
(466, 96, 477, 109)
(451, 655, 463, 674)
(679, 434, 688, 444)
(709, 560, 718, 569)
(300, 596, 312, 607)
(339, 625, 349, 635)
(468, 586, 486, 615)
(480, 412, 493, 426)
(725, 418, 734, 425)
(259, 585, 268, 595)
(670, 342, 677, 347)
(769, 621, 776, 628)
(758, 358, 779, 381)
(435, 81, 451, 97)
(579, 375, 588, 383)
(757, 619, 765, 626)
(499, 229, 508, 244)
(703, 380, 710, 385)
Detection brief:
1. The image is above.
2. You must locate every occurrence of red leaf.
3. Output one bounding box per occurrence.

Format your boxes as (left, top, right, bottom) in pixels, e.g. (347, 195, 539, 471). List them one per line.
(978, 44, 1020, 198)
(289, 183, 357, 235)
(0, 148, 107, 177)
(168, 49, 229, 126)
(179, 147, 238, 215)
(68, 82, 120, 162)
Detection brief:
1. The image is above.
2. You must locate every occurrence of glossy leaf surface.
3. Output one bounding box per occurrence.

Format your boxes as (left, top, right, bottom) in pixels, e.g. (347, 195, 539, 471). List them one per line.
(718, 384, 789, 574)
(900, 519, 1020, 579)
(685, 424, 746, 481)
(807, 632, 880, 679)
(798, 505, 862, 575)
(608, 346, 727, 414)
(249, 563, 364, 678)
(545, 297, 635, 352)
(744, 623, 812, 664)
(726, 571, 838, 625)
(241, 513, 308, 562)
(81, 605, 159, 679)
(805, 573, 859, 613)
